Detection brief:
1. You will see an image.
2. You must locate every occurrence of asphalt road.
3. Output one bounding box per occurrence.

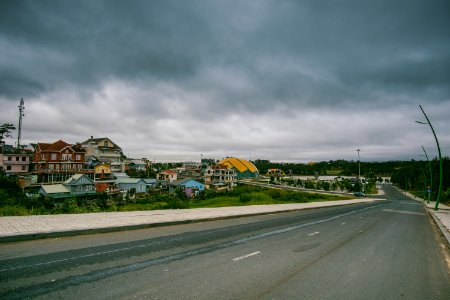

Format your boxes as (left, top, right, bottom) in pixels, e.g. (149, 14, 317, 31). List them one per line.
(1, 185, 449, 299)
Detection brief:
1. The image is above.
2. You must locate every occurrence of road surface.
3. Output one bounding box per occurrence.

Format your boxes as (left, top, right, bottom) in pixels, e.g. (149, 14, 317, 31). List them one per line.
(0, 185, 449, 299)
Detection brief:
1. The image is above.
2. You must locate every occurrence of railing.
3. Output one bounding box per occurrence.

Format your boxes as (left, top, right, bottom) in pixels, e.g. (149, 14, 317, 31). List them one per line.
(33, 169, 94, 174)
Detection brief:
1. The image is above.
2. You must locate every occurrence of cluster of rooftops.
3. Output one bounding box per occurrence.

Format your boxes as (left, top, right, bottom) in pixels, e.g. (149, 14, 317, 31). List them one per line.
(1, 137, 259, 199)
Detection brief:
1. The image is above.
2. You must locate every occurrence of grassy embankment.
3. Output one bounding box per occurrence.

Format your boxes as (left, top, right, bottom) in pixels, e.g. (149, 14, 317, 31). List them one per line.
(0, 184, 352, 216)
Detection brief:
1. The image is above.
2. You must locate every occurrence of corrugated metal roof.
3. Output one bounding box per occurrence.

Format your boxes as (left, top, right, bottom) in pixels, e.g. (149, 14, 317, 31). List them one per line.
(115, 178, 145, 184)
(219, 157, 258, 173)
(41, 184, 70, 194)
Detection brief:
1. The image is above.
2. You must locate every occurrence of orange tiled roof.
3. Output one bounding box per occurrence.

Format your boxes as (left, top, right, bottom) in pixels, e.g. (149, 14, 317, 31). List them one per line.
(37, 140, 85, 152)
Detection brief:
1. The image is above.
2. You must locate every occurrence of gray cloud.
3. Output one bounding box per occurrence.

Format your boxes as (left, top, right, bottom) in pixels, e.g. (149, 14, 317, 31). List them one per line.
(0, 0, 449, 161)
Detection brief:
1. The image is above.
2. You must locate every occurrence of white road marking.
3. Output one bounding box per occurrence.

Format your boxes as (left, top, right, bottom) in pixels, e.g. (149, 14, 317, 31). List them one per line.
(1, 204, 384, 272)
(308, 231, 320, 237)
(382, 209, 425, 216)
(340, 222, 346, 225)
(232, 251, 261, 261)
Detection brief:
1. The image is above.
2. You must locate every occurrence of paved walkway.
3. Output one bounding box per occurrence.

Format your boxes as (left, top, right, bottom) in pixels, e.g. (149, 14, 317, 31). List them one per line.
(0, 198, 380, 242)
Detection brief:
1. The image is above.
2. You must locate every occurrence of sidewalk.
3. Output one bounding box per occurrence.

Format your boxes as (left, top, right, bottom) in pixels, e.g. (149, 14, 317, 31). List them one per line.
(401, 190, 450, 245)
(0, 198, 380, 243)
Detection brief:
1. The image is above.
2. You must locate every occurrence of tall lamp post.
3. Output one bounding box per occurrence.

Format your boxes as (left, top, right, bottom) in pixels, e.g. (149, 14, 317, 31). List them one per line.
(421, 145, 432, 204)
(416, 105, 443, 210)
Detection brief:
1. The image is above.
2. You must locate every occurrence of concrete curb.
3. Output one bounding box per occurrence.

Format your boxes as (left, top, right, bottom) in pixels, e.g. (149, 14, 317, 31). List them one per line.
(428, 211, 450, 246)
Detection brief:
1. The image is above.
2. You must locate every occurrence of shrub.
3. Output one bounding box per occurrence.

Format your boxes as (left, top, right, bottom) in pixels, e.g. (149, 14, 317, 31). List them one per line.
(239, 193, 252, 203)
(0, 205, 30, 216)
(59, 198, 80, 213)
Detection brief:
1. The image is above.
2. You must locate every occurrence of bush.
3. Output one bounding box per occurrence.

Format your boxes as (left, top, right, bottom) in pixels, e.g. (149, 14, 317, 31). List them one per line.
(240, 193, 252, 203)
(59, 198, 81, 213)
(0, 205, 30, 216)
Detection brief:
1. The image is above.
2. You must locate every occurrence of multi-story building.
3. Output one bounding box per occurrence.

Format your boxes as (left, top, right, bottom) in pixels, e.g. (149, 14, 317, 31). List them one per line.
(32, 140, 91, 183)
(81, 136, 123, 173)
(0, 147, 32, 175)
(203, 164, 237, 190)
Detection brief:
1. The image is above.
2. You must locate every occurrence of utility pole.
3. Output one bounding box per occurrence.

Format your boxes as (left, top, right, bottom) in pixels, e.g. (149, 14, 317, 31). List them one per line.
(17, 98, 25, 149)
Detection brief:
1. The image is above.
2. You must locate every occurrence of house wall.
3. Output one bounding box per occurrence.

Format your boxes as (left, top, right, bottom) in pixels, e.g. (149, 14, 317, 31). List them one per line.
(0, 153, 31, 174)
(118, 182, 146, 193)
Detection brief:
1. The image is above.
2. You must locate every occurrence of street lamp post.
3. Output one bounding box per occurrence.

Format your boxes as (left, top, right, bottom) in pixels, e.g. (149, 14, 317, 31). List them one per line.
(416, 105, 443, 210)
(421, 145, 432, 204)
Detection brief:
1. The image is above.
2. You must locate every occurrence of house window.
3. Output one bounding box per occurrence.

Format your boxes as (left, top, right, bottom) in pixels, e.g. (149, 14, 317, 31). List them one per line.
(22, 165, 27, 171)
(16, 157, 19, 161)
(51, 153, 57, 160)
(75, 154, 81, 161)
(8, 156, 12, 161)
(104, 141, 108, 147)
(22, 157, 27, 161)
(7, 166, 12, 170)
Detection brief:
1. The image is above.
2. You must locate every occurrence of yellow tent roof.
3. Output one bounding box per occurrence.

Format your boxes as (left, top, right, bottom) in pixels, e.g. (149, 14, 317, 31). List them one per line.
(219, 157, 258, 173)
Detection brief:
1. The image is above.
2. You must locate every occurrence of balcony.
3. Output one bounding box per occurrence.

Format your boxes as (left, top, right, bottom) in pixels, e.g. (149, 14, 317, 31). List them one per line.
(33, 169, 94, 174)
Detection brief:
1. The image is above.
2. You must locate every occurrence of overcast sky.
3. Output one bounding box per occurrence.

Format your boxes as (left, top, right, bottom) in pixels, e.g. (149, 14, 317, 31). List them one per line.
(1, 0, 449, 162)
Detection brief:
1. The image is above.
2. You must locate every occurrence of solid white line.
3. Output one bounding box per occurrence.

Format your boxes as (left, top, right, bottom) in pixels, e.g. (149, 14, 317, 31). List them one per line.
(340, 222, 346, 225)
(308, 231, 320, 237)
(232, 251, 261, 261)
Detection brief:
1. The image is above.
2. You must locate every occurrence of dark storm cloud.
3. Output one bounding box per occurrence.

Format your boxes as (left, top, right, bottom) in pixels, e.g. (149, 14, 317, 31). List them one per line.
(0, 0, 210, 98)
(1, 0, 449, 105)
(1, 0, 449, 161)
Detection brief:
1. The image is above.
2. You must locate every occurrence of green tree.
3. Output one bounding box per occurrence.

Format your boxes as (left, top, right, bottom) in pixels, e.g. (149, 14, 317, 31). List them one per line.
(0, 123, 16, 148)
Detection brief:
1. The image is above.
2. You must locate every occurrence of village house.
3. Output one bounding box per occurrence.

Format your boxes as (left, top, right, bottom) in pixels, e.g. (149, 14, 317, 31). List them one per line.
(203, 164, 237, 190)
(115, 178, 147, 194)
(122, 158, 150, 172)
(81, 136, 123, 173)
(170, 178, 205, 197)
(157, 170, 178, 182)
(39, 174, 96, 199)
(0, 146, 32, 175)
(32, 140, 91, 183)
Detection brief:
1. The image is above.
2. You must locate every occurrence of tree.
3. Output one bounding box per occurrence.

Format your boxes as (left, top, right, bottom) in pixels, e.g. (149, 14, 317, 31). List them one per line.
(0, 123, 15, 147)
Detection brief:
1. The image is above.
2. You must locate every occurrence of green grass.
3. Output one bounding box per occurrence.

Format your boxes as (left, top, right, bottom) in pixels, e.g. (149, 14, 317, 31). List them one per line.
(191, 188, 351, 208)
(0, 185, 353, 216)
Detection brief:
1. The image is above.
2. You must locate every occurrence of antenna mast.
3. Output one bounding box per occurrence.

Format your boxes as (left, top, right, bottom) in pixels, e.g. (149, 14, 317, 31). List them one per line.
(17, 98, 25, 149)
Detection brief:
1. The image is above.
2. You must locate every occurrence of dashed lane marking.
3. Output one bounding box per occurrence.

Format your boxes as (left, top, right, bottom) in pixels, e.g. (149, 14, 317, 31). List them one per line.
(232, 251, 261, 261)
